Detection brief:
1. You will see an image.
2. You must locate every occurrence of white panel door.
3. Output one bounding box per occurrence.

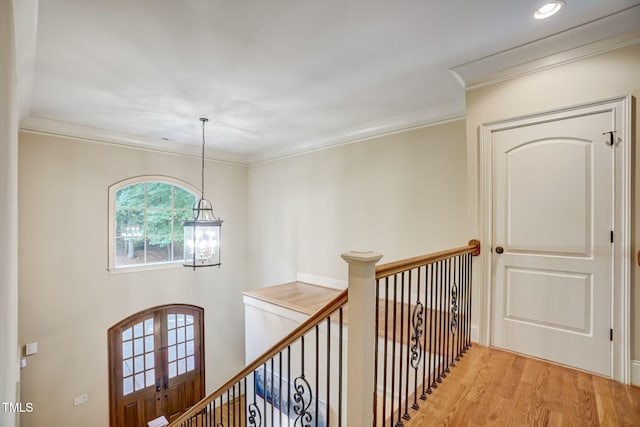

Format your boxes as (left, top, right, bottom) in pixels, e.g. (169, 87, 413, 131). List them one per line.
(491, 110, 613, 376)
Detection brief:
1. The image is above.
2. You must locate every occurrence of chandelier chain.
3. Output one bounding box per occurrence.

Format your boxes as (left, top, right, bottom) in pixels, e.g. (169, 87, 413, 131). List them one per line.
(200, 117, 208, 200)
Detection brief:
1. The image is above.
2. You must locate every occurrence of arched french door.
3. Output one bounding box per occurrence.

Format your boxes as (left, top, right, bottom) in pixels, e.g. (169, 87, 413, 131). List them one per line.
(108, 304, 205, 427)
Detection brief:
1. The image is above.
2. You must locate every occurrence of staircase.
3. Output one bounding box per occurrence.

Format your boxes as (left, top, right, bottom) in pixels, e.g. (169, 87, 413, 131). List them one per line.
(169, 240, 480, 427)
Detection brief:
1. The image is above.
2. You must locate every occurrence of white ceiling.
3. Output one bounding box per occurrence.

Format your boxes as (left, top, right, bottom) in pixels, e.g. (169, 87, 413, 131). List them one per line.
(13, 0, 640, 163)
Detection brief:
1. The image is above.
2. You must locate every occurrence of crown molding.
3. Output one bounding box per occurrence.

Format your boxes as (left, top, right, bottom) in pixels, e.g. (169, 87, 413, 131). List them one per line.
(20, 105, 467, 166)
(450, 6, 640, 90)
(20, 116, 249, 165)
(248, 101, 465, 164)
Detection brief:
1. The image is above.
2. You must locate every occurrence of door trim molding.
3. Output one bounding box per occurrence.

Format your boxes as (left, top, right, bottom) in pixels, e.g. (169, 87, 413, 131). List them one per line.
(478, 95, 632, 383)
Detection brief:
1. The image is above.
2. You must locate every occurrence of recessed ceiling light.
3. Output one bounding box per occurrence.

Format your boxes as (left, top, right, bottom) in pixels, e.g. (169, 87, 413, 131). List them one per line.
(534, 1, 565, 20)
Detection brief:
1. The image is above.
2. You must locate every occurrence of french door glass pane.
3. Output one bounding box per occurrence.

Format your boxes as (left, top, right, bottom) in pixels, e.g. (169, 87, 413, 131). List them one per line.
(167, 312, 196, 379)
(121, 317, 155, 396)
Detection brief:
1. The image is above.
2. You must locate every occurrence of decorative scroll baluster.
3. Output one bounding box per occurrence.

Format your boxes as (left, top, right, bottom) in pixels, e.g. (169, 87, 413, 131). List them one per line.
(293, 375, 313, 426)
(450, 283, 458, 335)
(247, 401, 262, 426)
(411, 266, 423, 411)
(410, 302, 424, 370)
(444, 258, 451, 375)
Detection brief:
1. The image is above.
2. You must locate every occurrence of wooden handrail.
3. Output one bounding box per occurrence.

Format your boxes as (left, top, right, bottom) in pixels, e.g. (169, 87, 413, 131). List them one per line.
(169, 288, 348, 426)
(375, 239, 480, 279)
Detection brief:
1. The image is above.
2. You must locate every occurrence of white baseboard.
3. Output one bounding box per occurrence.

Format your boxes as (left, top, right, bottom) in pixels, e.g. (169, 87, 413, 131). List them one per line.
(471, 324, 480, 343)
(297, 273, 347, 290)
(631, 360, 640, 386)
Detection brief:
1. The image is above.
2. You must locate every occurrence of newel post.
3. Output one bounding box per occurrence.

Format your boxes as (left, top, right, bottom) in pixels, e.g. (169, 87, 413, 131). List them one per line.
(342, 250, 383, 427)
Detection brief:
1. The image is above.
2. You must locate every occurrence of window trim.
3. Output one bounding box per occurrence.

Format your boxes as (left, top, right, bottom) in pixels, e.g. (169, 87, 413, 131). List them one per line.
(108, 175, 199, 273)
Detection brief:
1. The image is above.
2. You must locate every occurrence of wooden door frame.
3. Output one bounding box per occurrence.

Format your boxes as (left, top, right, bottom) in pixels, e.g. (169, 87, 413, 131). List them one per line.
(477, 95, 632, 384)
(108, 304, 206, 426)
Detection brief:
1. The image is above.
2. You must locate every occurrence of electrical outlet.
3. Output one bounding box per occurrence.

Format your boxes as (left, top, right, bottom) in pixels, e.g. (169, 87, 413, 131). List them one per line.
(73, 393, 88, 406)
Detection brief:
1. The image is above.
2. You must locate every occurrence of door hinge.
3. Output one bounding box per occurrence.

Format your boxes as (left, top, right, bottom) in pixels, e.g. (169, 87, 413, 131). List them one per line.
(610, 329, 613, 341)
(610, 230, 614, 243)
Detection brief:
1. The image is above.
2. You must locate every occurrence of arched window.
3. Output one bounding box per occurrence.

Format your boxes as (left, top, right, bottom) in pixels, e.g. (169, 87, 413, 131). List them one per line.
(108, 176, 198, 271)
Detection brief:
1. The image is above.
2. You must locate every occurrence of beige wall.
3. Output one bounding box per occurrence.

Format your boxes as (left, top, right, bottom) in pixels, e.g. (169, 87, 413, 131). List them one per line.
(465, 43, 640, 358)
(18, 132, 248, 427)
(1, 0, 19, 426)
(247, 119, 469, 290)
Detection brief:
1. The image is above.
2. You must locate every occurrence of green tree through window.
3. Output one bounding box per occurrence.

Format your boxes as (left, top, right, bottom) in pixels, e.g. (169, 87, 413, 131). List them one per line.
(114, 180, 197, 267)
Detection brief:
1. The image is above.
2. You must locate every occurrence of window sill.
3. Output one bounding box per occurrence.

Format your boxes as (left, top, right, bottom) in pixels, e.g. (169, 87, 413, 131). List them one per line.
(107, 261, 185, 274)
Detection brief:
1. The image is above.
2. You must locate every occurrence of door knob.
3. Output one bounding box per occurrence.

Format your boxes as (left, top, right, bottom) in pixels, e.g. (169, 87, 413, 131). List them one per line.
(495, 246, 504, 254)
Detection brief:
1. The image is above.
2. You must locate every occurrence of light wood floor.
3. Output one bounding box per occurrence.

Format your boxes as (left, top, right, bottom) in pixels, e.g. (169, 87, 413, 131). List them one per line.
(400, 345, 640, 427)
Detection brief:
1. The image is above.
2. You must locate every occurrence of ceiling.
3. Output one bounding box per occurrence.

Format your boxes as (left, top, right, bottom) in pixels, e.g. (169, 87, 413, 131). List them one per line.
(13, 1, 640, 163)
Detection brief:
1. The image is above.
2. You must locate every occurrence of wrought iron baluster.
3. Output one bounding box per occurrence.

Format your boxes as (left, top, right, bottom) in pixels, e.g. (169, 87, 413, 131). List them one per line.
(232, 382, 236, 426)
(396, 271, 405, 427)
(428, 262, 435, 392)
(293, 374, 313, 426)
(288, 345, 292, 427)
(450, 261, 458, 367)
(402, 269, 412, 420)
(280, 351, 283, 426)
(390, 275, 397, 427)
(248, 400, 262, 427)
(456, 255, 464, 361)
(468, 253, 473, 349)
(463, 253, 469, 350)
(315, 325, 319, 427)
(326, 316, 331, 427)
(270, 358, 274, 427)
(262, 363, 266, 427)
(374, 279, 380, 427)
(437, 260, 444, 383)
(444, 258, 451, 374)
(420, 263, 430, 400)
(411, 266, 423, 411)
(338, 307, 343, 427)
(382, 277, 389, 425)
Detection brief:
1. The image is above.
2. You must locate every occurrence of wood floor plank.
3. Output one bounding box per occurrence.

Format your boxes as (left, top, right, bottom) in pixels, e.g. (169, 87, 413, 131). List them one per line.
(398, 345, 640, 426)
(592, 375, 621, 426)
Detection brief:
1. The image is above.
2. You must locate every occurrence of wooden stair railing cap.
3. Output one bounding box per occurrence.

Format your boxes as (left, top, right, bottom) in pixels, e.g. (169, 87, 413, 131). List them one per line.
(376, 239, 480, 279)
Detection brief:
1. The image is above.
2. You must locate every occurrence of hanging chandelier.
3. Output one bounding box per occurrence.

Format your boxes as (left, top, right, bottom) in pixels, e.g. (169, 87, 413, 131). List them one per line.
(183, 118, 223, 270)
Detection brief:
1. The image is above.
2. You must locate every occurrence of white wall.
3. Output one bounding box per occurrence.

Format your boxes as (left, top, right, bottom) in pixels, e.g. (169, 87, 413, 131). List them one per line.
(465, 43, 640, 358)
(247, 119, 469, 290)
(18, 132, 248, 427)
(0, 0, 19, 426)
